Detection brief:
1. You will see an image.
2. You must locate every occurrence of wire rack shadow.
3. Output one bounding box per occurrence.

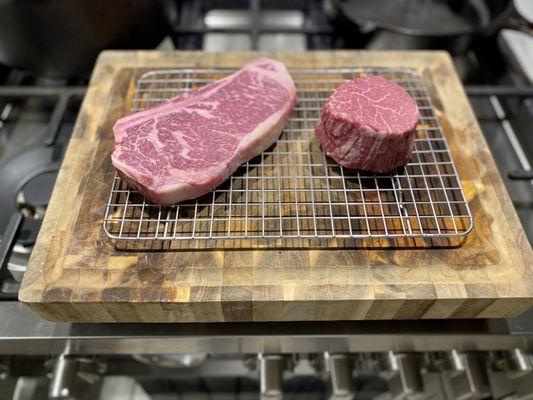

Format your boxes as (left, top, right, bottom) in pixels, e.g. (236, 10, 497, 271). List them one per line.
(103, 67, 473, 243)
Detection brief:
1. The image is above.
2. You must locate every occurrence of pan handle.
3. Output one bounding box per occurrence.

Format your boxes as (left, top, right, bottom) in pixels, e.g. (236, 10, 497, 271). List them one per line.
(497, 1, 533, 36)
(500, 15, 533, 35)
(508, 169, 533, 180)
(0, 213, 23, 281)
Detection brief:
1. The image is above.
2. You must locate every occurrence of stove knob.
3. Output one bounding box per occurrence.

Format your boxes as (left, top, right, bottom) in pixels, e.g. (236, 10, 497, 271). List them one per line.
(326, 353, 355, 399)
(379, 351, 425, 399)
(48, 354, 105, 399)
(48, 354, 78, 399)
(443, 350, 491, 400)
(0, 356, 7, 380)
(259, 354, 285, 400)
(491, 349, 533, 399)
(501, 349, 532, 378)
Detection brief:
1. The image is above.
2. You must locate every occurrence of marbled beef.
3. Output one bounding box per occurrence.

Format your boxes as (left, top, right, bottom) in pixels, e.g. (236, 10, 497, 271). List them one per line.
(112, 58, 297, 204)
(316, 75, 419, 173)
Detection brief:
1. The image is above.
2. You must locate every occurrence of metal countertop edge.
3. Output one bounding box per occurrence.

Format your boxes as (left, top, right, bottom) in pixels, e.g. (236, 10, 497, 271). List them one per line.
(0, 302, 531, 355)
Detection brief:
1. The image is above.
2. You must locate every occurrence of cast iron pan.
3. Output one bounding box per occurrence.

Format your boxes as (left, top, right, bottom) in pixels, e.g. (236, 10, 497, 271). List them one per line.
(336, 0, 512, 37)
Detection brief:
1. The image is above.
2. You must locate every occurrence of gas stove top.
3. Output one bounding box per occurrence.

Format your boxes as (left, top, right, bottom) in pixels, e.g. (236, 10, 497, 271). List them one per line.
(0, 0, 532, 302)
(0, 73, 85, 298)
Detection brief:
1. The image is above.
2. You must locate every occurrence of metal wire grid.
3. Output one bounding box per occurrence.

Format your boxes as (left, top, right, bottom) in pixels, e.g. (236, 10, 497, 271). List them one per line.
(103, 68, 473, 241)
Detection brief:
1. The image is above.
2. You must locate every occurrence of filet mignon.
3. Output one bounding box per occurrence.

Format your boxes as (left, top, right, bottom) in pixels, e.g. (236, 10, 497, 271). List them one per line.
(316, 75, 419, 173)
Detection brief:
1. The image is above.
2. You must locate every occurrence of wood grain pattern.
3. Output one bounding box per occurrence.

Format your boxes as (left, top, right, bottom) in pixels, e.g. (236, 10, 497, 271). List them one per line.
(19, 51, 533, 322)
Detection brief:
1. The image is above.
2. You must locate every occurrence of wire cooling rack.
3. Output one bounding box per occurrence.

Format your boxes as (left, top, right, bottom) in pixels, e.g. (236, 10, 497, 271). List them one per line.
(103, 68, 473, 241)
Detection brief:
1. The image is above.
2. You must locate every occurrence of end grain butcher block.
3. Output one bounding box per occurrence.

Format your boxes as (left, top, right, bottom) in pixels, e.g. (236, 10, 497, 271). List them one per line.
(19, 51, 533, 323)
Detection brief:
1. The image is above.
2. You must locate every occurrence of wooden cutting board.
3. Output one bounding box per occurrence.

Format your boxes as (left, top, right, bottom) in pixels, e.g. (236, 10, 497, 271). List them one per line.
(19, 51, 533, 322)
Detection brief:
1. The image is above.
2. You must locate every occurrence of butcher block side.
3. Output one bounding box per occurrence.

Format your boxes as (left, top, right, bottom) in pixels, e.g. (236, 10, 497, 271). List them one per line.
(19, 51, 533, 323)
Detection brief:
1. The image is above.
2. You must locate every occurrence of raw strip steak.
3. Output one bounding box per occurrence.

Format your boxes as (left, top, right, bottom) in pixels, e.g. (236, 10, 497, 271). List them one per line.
(112, 58, 297, 204)
(316, 75, 419, 173)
